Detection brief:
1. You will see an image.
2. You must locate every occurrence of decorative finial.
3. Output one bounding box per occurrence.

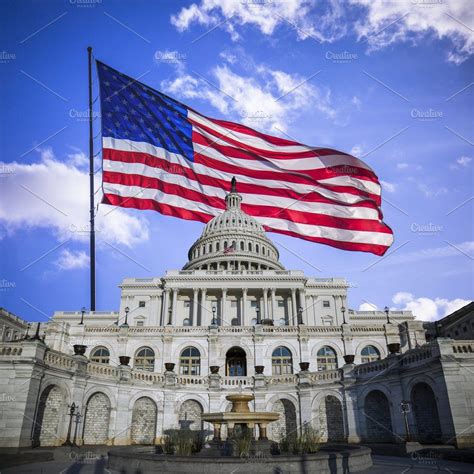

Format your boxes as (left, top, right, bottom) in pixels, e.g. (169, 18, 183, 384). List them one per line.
(231, 176, 237, 193)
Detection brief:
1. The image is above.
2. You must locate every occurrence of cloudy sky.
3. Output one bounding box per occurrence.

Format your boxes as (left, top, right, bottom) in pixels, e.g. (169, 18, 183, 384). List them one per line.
(0, 0, 472, 323)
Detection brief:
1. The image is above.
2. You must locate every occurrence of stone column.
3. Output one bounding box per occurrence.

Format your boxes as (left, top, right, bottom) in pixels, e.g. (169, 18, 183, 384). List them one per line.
(299, 289, 307, 324)
(192, 288, 198, 326)
(161, 289, 169, 326)
(171, 288, 178, 326)
(271, 288, 276, 322)
(291, 289, 297, 326)
(201, 288, 207, 326)
(221, 288, 227, 326)
(242, 288, 247, 326)
(262, 288, 268, 320)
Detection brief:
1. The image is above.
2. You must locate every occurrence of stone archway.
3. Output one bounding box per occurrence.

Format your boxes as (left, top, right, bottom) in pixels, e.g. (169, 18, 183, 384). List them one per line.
(271, 399, 297, 441)
(411, 382, 442, 443)
(319, 395, 345, 442)
(130, 397, 157, 444)
(178, 399, 203, 431)
(32, 385, 65, 447)
(83, 392, 111, 445)
(364, 390, 393, 442)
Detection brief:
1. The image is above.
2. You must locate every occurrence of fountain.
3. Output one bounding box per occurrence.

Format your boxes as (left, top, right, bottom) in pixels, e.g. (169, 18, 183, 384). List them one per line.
(107, 392, 373, 473)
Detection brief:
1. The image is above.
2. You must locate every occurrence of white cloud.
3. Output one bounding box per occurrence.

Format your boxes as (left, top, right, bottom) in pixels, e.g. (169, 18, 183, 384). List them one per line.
(55, 249, 89, 270)
(418, 183, 448, 198)
(350, 0, 474, 64)
(450, 155, 472, 170)
(397, 163, 409, 170)
(350, 145, 364, 156)
(359, 302, 378, 311)
(162, 62, 336, 133)
(381, 180, 397, 193)
(171, 0, 347, 43)
(0, 148, 149, 248)
(392, 291, 471, 321)
(351, 96, 362, 110)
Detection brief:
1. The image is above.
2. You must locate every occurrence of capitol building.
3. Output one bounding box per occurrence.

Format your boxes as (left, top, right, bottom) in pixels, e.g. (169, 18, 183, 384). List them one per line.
(0, 185, 473, 450)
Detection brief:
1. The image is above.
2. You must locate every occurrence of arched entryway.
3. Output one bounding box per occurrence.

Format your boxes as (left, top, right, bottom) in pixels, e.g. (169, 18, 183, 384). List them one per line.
(364, 390, 393, 442)
(32, 385, 66, 447)
(226, 347, 247, 376)
(131, 397, 157, 444)
(411, 382, 442, 443)
(319, 395, 345, 442)
(83, 392, 111, 445)
(178, 399, 204, 431)
(271, 399, 297, 441)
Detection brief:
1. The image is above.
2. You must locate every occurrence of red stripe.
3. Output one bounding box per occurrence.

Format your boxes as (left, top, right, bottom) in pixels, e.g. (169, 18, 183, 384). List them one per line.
(102, 192, 390, 256)
(103, 170, 391, 233)
(192, 129, 380, 183)
(103, 149, 382, 212)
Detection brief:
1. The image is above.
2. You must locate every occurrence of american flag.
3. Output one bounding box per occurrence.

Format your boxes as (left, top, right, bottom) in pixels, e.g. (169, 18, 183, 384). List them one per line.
(97, 61, 393, 256)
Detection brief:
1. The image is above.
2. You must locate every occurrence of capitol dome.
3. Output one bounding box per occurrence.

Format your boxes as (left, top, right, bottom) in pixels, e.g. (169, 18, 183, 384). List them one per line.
(183, 178, 284, 271)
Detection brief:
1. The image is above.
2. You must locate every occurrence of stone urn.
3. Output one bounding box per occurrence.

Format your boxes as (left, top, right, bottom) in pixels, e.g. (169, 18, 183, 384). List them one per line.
(255, 365, 265, 374)
(119, 356, 130, 366)
(343, 354, 355, 365)
(299, 362, 310, 371)
(261, 318, 274, 326)
(387, 343, 401, 354)
(164, 362, 175, 372)
(210, 365, 220, 374)
(73, 344, 87, 356)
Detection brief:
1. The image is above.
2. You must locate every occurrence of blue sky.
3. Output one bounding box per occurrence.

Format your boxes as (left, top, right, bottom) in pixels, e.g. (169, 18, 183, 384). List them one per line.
(0, 0, 472, 323)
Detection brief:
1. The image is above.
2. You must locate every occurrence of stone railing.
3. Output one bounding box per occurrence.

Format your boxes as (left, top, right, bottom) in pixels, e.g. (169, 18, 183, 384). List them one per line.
(0, 344, 23, 356)
(221, 376, 253, 387)
(85, 326, 121, 334)
(350, 325, 386, 334)
(44, 350, 75, 370)
(266, 374, 298, 385)
(86, 361, 121, 378)
(307, 369, 342, 383)
(131, 370, 164, 384)
(175, 375, 208, 385)
(353, 360, 391, 377)
(451, 341, 474, 355)
(304, 326, 342, 334)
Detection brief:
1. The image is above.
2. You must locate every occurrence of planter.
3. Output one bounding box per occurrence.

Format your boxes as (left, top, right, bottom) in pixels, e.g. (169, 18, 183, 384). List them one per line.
(119, 356, 130, 366)
(387, 343, 401, 354)
(73, 344, 87, 356)
(210, 366, 220, 374)
(343, 354, 355, 365)
(299, 362, 310, 371)
(261, 318, 274, 326)
(164, 362, 175, 372)
(255, 365, 265, 374)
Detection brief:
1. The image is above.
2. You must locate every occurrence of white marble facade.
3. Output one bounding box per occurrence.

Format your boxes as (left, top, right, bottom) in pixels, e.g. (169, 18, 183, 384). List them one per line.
(0, 186, 473, 449)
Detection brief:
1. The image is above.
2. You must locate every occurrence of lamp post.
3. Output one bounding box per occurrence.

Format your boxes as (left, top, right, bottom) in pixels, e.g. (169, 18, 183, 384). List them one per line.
(31, 322, 41, 341)
(167, 307, 172, 325)
(211, 305, 217, 326)
(341, 306, 346, 324)
(79, 306, 86, 325)
(384, 306, 390, 324)
(72, 409, 82, 447)
(62, 402, 77, 446)
(256, 306, 260, 325)
(23, 323, 31, 340)
(400, 400, 411, 442)
(121, 307, 129, 328)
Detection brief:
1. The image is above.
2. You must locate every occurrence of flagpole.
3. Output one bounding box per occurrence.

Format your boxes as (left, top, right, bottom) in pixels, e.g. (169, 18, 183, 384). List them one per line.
(87, 46, 96, 311)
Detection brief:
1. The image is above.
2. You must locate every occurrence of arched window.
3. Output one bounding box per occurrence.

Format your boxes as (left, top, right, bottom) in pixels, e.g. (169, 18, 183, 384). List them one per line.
(361, 345, 380, 363)
(90, 346, 110, 364)
(249, 242, 252, 252)
(179, 347, 201, 375)
(272, 346, 293, 375)
(240, 241, 244, 251)
(216, 242, 220, 251)
(256, 244, 259, 253)
(134, 347, 155, 371)
(316, 346, 337, 371)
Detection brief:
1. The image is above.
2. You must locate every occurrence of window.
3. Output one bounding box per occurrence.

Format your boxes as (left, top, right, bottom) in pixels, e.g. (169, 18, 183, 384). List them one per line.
(139, 301, 146, 308)
(322, 316, 334, 326)
(272, 346, 293, 375)
(316, 346, 337, 371)
(134, 347, 155, 371)
(216, 242, 220, 251)
(179, 347, 201, 375)
(240, 241, 244, 251)
(323, 300, 330, 308)
(90, 346, 110, 364)
(361, 345, 380, 363)
(278, 300, 285, 307)
(136, 321, 144, 327)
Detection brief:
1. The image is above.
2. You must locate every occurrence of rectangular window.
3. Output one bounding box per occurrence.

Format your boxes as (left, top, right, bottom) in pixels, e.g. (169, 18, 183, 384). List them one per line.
(136, 321, 144, 327)
(278, 300, 285, 307)
(139, 301, 146, 308)
(323, 300, 330, 308)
